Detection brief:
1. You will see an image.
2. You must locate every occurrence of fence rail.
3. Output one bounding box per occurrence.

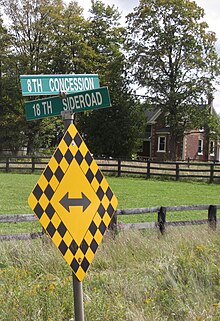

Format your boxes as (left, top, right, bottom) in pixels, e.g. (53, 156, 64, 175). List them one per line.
(0, 156, 220, 182)
(0, 204, 219, 241)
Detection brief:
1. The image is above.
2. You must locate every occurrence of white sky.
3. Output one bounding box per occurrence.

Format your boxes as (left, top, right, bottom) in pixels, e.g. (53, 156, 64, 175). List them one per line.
(2, 0, 220, 111)
(75, 0, 220, 113)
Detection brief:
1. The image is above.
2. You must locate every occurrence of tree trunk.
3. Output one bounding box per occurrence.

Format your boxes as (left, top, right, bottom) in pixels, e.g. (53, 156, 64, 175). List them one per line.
(169, 132, 183, 161)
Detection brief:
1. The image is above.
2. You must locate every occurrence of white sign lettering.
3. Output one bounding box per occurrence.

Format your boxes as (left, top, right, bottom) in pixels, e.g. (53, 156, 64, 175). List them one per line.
(62, 92, 103, 111)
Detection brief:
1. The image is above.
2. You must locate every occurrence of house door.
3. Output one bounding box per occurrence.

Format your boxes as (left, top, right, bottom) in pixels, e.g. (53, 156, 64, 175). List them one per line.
(218, 147, 220, 161)
(143, 141, 150, 157)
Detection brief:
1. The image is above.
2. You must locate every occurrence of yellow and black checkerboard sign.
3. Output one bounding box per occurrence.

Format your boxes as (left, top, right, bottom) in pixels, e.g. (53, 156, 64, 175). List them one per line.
(28, 124, 118, 281)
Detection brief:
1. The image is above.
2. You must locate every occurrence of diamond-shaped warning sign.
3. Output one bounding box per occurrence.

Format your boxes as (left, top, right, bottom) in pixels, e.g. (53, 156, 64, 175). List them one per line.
(28, 124, 118, 281)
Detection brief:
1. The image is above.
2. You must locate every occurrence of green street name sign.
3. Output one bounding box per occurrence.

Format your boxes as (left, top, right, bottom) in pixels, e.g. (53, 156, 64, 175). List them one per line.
(20, 74, 100, 96)
(25, 87, 111, 121)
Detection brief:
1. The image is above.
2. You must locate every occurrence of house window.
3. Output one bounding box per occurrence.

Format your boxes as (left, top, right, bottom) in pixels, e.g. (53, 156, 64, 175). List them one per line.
(198, 139, 203, 155)
(210, 141, 215, 156)
(158, 136, 166, 152)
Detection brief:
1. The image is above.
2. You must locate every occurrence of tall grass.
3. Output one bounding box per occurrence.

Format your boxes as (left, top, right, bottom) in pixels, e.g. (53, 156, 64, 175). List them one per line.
(1, 226, 220, 320)
(1, 173, 220, 320)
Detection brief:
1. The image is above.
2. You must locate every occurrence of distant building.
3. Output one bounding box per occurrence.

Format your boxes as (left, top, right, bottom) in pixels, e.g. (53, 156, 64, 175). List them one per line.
(138, 100, 219, 161)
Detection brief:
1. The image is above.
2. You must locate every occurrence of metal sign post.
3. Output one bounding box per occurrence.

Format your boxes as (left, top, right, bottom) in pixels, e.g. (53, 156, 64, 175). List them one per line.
(24, 73, 118, 321)
(72, 274, 85, 321)
(61, 110, 75, 132)
(62, 110, 85, 321)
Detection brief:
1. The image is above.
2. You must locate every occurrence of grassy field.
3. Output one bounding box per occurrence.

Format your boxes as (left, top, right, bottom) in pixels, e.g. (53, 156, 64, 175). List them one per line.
(1, 172, 220, 233)
(1, 227, 220, 320)
(1, 173, 220, 320)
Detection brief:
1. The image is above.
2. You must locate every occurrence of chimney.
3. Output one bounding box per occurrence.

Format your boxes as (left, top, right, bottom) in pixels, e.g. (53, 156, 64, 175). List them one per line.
(207, 93, 214, 106)
(207, 93, 214, 113)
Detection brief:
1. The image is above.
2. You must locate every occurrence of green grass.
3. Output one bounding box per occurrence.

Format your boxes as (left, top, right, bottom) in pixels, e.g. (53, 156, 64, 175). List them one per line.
(1, 173, 220, 320)
(0, 173, 41, 234)
(0, 173, 38, 214)
(1, 228, 220, 320)
(110, 176, 220, 223)
(1, 173, 220, 233)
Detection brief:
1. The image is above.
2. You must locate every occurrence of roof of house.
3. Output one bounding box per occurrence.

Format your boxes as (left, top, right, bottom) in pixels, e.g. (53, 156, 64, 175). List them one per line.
(144, 101, 218, 124)
(145, 108, 161, 124)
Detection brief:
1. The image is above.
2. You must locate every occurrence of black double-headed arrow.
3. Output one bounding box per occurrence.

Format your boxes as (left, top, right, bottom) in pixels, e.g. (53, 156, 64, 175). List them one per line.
(60, 192, 91, 212)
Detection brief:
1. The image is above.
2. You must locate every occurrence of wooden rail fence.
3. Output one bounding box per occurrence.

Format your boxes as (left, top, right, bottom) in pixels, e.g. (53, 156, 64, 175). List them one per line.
(0, 204, 219, 241)
(1, 156, 220, 182)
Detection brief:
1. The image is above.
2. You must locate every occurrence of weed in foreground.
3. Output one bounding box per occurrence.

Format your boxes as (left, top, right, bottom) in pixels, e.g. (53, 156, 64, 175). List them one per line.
(0, 227, 220, 320)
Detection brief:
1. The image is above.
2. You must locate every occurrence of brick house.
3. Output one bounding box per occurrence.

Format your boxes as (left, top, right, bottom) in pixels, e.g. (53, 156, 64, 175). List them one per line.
(138, 102, 219, 162)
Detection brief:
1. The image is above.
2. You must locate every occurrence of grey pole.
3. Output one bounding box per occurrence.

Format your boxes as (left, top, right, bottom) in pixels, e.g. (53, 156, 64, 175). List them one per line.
(61, 110, 85, 321)
(61, 110, 75, 131)
(72, 273, 85, 321)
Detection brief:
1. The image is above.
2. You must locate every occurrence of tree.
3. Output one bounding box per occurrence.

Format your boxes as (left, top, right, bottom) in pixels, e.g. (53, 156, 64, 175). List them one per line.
(1, 0, 66, 74)
(1, 0, 145, 156)
(0, 0, 63, 153)
(77, 0, 145, 158)
(0, 0, 90, 154)
(45, 1, 95, 74)
(0, 15, 27, 153)
(0, 15, 10, 117)
(126, 0, 220, 160)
